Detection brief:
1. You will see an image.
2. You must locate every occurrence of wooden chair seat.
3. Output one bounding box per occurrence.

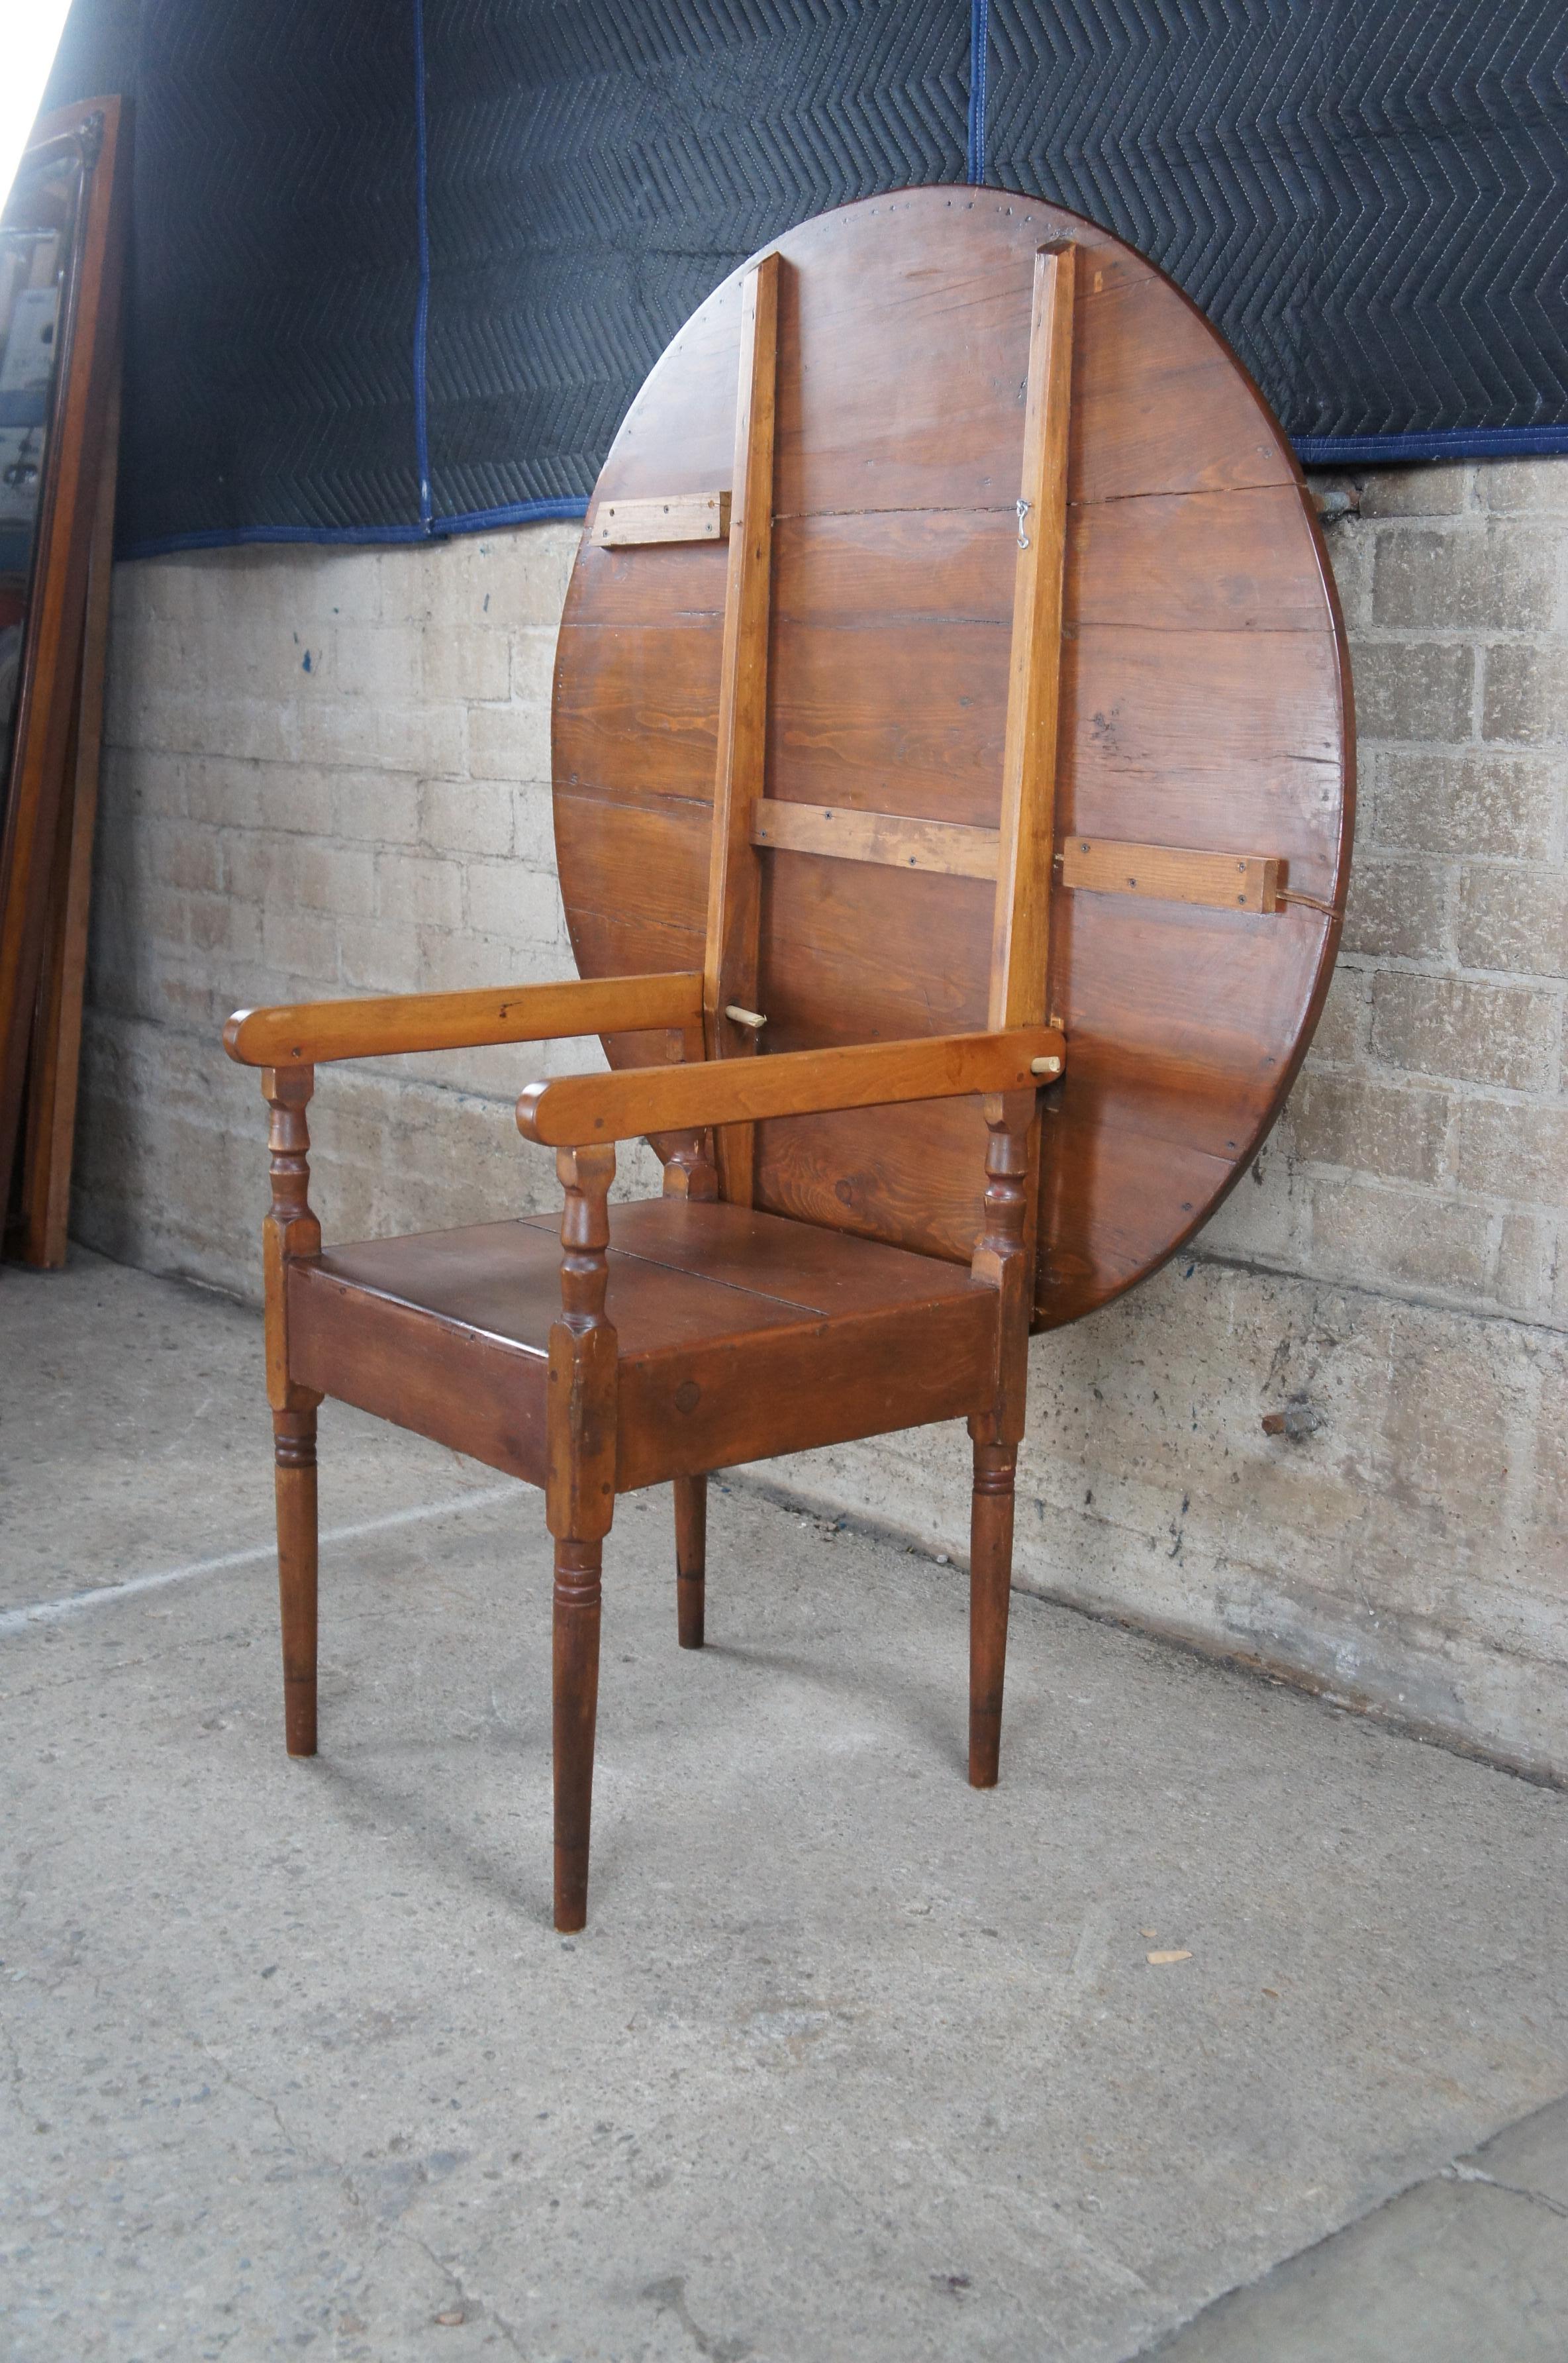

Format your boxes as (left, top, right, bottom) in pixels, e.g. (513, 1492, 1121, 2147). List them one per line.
(289, 1199, 1000, 1494)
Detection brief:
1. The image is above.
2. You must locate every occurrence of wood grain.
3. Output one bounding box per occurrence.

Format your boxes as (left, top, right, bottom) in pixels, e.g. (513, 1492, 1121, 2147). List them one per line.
(516, 1026, 1063, 1148)
(767, 617, 1007, 824)
(17, 364, 121, 1267)
(225, 971, 702, 1068)
(1061, 838, 1281, 913)
(591, 490, 730, 546)
(704, 252, 780, 1204)
(674, 1472, 707, 1648)
(552, 187, 1351, 1327)
(990, 240, 1073, 1034)
(0, 97, 128, 1203)
(751, 799, 1000, 879)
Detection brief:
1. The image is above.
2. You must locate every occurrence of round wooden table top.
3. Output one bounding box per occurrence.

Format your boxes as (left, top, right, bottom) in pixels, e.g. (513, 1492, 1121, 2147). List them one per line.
(552, 187, 1352, 1329)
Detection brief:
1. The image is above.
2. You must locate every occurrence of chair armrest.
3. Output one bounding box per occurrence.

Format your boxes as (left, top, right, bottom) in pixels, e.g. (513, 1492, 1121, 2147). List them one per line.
(224, 971, 704, 1068)
(516, 1027, 1065, 1146)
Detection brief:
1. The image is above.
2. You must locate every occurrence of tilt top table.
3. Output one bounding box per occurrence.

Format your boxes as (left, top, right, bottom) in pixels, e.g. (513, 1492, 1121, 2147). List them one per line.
(224, 189, 1351, 1931)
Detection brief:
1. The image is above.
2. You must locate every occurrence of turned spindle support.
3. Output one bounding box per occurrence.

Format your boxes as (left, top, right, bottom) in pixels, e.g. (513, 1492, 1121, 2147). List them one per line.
(967, 1089, 1036, 1788)
(547, 1144, 618, 1931)
(262, 1065, 322, 1757)
(661, 1027, 716, 1652)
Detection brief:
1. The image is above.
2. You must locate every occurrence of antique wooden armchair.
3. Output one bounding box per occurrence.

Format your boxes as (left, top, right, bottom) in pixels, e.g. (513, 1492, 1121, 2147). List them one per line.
(224, 193, 1350, 1932)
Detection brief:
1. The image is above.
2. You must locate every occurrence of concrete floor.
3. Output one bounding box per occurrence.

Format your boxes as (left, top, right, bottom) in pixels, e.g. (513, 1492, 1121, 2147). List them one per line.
(3, 1250, 1568, 2362)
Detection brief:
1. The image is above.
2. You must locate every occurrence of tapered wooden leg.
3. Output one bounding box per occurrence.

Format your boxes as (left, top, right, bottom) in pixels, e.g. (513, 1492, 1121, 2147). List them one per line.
(674, 1474, 707, 1649)
(273, 1405, 318, 1757)
(552, 1536, 603, 1933)
(969, 1440, 1016, 1787)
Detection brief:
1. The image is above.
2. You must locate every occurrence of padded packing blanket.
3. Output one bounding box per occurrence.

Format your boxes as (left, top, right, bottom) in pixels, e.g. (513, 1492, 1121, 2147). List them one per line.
(51, 0, 1563, 554)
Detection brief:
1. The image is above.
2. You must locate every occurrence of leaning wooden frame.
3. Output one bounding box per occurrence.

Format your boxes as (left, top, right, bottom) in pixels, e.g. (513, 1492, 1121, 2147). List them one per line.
(0, 97, 128, 1234)
(224, 194, 1351, 1933)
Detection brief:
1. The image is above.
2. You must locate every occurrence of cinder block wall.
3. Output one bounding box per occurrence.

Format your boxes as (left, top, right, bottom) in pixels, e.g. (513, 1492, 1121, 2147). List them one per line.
(77, 462, 1567, 1778)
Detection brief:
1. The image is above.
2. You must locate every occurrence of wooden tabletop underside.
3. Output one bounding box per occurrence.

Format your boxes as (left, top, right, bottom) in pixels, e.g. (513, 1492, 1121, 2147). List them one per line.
(552, 189, 1352, 1330)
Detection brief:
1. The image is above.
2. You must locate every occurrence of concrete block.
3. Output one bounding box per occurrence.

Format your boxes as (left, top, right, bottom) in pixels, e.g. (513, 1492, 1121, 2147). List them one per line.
(1456, 862, 1568, 978)
(466, 699, 552, 782)
(1373, 523, 1557, 633)
(1308, 964, 1369, 1064)
(333, 915, 422, 995)
(511, 625, 559, 705)
(293, 693, 465, 778)
(183, 756, 265, 833)
(422, 623, 511, 703)
(1307, 1176, 1494, 1295)
(331, 768, 421, 846)
(1358, 464, 1469, 518)
(1320, 517, 1372, 632)
(375, 849, 465, 931)
(261, 903, 340, 987)
(104, 744, 187, 824)
(513, 781, 559, 871)
(453, 523, 578, 629)
(334, 621, 424, 703)
(154, 819, 222, 895)
(1383, 1313, 1529, 1514)
(464, 858, 564, 945)
(1194, 1129, 1305, 1264)
(416, 925, 569, 997)
(223, 623, 335, 704)
(1483, 644, 1568, 745)
(1341, 854, 1451, 962)
(219, 829, 291, 909)
(204, 697, 301, 768)
(1290, 1072, 1451, 1184)
(288, 546, 385, 623)
(1371, 751, 1558, 860)
(1351, 639, 1475, 742)
(185, 891, 239, 958)
(294, 842, 376, 917)
(1494, 1209, 1553, 1317)
(1370, 972, 1557, 1091)
(421, 777, 515, 861)
(1539, 1354, 1568, 1514)
(1455, 1099, 1568, 1203)
(1477, 458, 1568, 516)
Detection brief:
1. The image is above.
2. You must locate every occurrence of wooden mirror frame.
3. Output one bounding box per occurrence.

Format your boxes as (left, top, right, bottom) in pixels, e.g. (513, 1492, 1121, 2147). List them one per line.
(0, 93, 128, 1242)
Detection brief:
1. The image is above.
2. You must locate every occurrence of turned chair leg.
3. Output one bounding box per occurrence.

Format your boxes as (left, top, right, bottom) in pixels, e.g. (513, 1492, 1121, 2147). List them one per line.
(969, 1439, 1016, 1787)
(273, 1405, 318, 1757)
(674, 1474, 707, 1648)
(553, 1536, 604, 1933)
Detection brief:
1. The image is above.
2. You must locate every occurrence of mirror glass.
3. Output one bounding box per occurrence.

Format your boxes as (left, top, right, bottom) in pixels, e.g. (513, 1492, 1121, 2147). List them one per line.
(0, 141, 83, 775)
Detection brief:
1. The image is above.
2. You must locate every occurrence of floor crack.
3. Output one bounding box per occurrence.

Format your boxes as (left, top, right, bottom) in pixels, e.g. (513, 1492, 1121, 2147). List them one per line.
(1446, 2162, 1568, 2219)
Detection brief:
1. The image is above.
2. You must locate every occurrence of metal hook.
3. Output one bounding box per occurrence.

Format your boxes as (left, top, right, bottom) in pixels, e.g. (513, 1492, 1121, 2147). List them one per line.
(1016, 497, 1031, 550)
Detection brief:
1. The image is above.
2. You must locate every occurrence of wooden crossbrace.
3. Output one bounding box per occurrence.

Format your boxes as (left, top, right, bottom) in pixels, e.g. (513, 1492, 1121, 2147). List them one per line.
(591, 491, 730, 546)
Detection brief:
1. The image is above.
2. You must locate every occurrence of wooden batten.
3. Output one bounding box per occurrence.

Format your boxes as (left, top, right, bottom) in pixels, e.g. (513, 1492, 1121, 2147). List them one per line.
(1060, 838, 1283, 913)
(985, 241, 1075, 1312)
(750, 799, 1001, 880)
(702, 250, 781, 1205)
(591, 491, 731, 547)
(988, 241, 1075, 1034)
